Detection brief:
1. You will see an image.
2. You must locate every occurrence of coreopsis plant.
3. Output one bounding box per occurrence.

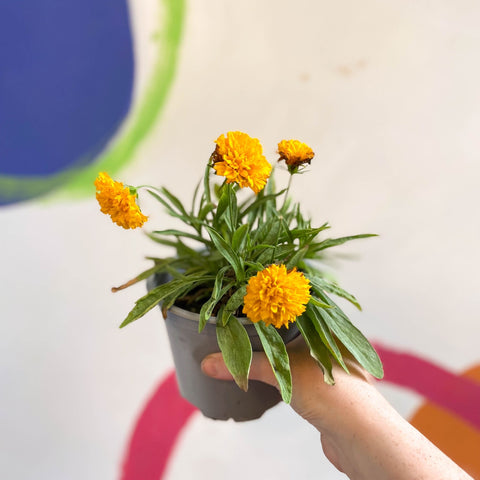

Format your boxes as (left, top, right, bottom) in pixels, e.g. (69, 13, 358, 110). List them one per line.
(95, 131, 383, 403)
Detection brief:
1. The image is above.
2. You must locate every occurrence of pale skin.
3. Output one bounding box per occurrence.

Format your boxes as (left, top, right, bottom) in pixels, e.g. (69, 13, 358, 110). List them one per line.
(201, 337, 473, 480)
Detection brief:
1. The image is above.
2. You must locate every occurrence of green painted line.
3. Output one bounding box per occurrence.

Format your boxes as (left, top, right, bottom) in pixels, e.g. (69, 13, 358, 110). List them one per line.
(0, 0, 185, 203)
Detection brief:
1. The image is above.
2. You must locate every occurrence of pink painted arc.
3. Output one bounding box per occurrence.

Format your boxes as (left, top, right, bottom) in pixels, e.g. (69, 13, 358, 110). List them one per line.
(120, 371, 197, 480)
(374, 343, 480, 430)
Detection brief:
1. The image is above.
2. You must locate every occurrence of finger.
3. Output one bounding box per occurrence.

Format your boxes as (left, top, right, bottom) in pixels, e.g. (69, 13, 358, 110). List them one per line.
(201, 352, 278, 388)
(200, 353, 232, 379)
(249, 351, 278, 387)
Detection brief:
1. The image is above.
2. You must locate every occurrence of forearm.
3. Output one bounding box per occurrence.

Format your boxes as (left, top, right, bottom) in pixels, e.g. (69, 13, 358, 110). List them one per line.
(314, 385, 473, 480)
(201, 346, 473, 480)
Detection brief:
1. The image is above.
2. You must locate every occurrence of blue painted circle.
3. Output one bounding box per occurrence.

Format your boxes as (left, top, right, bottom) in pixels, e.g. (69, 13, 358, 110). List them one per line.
(0, 0, 134, 177)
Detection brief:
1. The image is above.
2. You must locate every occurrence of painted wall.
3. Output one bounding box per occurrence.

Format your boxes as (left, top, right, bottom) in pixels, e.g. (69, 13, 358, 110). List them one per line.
(1, 1, 479, 478)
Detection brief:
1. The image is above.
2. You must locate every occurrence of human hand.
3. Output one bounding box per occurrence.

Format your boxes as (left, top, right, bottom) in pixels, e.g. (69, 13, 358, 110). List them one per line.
(201, 337, 473, 480)
(201, 336, 380, 473)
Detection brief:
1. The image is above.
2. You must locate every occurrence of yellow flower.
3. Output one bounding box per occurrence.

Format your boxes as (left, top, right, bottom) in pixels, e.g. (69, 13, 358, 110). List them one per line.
(213, 131, 272, 194)
(243, 264, 311, 329)
(94, 172, 148, 229)
(277, 139, 314, 173)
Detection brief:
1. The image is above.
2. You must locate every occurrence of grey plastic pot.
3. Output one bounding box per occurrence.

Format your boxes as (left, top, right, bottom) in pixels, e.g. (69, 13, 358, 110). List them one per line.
(148, 274, 299, 421)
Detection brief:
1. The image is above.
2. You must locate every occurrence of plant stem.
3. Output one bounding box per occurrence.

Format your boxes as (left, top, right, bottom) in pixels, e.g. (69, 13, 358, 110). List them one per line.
(281, 174, 293, 213)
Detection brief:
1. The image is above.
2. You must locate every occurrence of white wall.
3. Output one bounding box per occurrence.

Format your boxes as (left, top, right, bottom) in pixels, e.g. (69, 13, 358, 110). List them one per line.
(1, 1, 479, 478)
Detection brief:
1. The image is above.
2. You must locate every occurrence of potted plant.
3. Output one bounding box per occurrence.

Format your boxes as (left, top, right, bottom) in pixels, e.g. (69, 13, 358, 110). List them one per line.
(95, 131, 383, 421)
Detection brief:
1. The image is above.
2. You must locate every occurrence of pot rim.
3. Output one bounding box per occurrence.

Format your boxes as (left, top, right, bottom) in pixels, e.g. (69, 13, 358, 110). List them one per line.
(169, 305, 253, 326)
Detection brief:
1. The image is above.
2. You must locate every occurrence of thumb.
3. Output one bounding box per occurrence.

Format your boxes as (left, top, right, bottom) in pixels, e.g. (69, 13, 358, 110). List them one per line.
(201, 352, 278, 389)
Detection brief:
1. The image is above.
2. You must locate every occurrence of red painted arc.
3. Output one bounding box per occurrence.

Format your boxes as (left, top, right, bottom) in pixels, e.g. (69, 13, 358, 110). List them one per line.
(120, 344, 480, 480)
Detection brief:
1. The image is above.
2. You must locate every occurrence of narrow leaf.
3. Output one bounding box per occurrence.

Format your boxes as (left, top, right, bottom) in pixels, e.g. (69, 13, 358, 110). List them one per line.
(206, 227, 244, 281)
(312, 234, 378, 252)
(239, 189, 287, 218)
(297, 314, 335, 384)
(288, 224, 330, 241)
(120, 278, 199, 328)
(308, 275, 362, 310)
(198, 270, 232, 332)
(203, 163, 212, 204)
(254, 322, 292, 403)
(198, 203, 215, 222)
(285, 246, 309, 270)
(226, 185, 238, 232)
(316, 294, 384, 379)
(231, 224, 249, 252)
(216, 317, 253, 391)
(152, 229, 211, 245)
(161, 186, 188, 217)
(220, 310, 233, 327)
(309, 296, 333, 309)
(306, 304, 348, 373)
(224, 285, 247, 317)
(111, 259, 174, 292)
(255, 220, 281, 265)
(214, 187, 230, 227)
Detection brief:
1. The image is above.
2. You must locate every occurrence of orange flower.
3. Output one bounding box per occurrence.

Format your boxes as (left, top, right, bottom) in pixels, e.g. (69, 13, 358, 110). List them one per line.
(213, 131, 272, 194)
(94, 172, 148, 229)
(243, 264, 311, 329)
(277, 139, 314, 173)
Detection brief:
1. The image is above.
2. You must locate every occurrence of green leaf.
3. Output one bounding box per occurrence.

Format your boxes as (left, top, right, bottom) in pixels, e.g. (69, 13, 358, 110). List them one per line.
(203, 163, 212, 205)
(190, 178, 202, 215)
(220, 310, 232, 327)
(297, 314, 335, 385)
(244, 261, 266, 273)
(254, 219, 282, 264)
(306, 304, 348, 373)
(146, 191, 197, 225)
(216, 317, 253, 391)
(146, 189, 177, 214)
(198, 268, 232, 332)
(212, 267, 227, 298)
(285, 246, 309, 270)
(152, 229, 211, 245)
(198, 203, 215, 222)
(161, 283, 196, 312)
(288, 224, 330, 242)
(174, 239, 200, 258)
(145, 232, 181, 249)
(311, 234, 378, 252)
(214, 187, 230, 227)
(309, 296, 333, 309)
(111, 258, 175, 292)
(252, 216, 280, 245)
(120, 277, 202, 328)
(278, 215, 294, 243)
(226, 184, 238, 232)
(231, 224, 250, 253)
(224, 285, 247, 317)
(240, 189, 286, 218)
(198, 300, 216, 332)
(315, 294, 384, 379)
(254, 322, 292, 403)
(160, 186, 189, 217)
(308, 275, 362, 310)
(206, 226, 245, 282)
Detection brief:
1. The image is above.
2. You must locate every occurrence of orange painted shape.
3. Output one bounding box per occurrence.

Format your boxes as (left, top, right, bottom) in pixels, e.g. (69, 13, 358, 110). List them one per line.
(409, 364, 480, 479)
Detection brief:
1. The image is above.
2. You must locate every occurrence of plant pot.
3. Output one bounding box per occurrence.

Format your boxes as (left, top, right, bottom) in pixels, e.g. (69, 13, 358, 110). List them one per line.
(148, 274, 300, 421)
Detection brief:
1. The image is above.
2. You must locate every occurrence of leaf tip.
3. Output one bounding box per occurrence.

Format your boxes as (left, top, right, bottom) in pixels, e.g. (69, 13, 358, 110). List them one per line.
(235, 378, 249, 392)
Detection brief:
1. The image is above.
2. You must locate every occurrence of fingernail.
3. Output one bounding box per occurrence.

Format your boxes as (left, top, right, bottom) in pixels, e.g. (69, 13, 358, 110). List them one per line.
(201, 358, 218, 377)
